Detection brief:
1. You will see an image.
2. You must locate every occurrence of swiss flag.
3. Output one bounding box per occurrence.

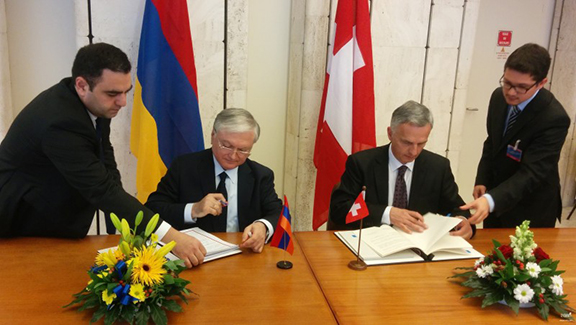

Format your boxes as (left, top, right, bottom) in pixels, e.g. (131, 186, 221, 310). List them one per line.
(346, 190, 369, 224)
(313, 0, 376, 230)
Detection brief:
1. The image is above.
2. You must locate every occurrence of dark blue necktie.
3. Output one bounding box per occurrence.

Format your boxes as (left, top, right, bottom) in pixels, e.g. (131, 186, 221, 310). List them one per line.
(505, 105, 520, 135)
(393, 165, 408, 209)
(216, 172, 228, 232)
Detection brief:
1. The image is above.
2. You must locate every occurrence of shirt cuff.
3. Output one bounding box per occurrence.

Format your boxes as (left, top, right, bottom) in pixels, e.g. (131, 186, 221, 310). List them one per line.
(155, 221, 171, 241)
(255, 219, 274, 243)
(382, 206, 392, 225)
(483, 193, 495, 213)
(184, 203, 197, 224)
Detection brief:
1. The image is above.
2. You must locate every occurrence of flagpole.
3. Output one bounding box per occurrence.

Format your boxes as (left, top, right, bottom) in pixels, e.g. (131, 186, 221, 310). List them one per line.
(277, 231, 292, 269)
(348, 186, 367, 271)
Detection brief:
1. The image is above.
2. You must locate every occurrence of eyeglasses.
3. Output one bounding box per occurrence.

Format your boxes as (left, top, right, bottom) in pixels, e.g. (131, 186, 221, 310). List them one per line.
(499, 76, 539, 95)
(217, 139, 251, 156)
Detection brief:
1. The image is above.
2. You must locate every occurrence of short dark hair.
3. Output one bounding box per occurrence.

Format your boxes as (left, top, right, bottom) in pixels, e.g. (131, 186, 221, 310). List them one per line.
(71, 43, 131, 90)
(505, 43, 551, 82)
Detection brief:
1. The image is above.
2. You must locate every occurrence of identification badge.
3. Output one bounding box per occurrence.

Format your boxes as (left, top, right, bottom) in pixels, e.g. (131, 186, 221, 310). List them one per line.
(506, 140, 522, 162)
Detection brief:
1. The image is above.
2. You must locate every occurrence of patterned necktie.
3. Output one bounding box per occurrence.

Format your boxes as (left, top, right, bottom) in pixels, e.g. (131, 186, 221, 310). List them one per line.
(505, 105, 520, 135)
(392, 165, 408, 209)
(216, 172, 228, 232)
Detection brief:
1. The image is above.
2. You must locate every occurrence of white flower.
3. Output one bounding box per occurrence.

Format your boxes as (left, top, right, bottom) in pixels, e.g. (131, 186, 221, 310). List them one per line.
(476, 265, 494, 278)
(514, 284, 535, 304)
(474, 258, 483, 268)
(550, 275, 564, 295)
(525, 262, 541, 278)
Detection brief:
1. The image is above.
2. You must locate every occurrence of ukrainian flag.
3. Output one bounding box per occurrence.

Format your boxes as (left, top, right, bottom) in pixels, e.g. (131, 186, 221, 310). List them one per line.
(131, 0, 204, 202)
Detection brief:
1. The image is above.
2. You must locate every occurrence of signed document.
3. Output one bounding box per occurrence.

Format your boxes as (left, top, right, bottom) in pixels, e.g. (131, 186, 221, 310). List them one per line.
(335, 213, 483, 266)
(162, 227, 242, 262)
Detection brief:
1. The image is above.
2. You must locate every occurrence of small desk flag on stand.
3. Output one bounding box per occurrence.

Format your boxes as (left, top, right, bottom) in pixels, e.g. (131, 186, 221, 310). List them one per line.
(348, 187, 369, 270)
(270, 195, 294, 269)
(346, 189, 369, 224)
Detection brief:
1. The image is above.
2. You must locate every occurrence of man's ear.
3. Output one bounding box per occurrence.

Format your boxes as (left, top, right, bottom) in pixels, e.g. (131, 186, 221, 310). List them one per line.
(74, 76, 89, 97)
(537, 77, 548, 89)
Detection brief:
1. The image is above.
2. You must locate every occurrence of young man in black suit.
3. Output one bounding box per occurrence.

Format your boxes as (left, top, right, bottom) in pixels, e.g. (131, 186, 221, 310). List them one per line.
(0, 43, 207, 268)
(329, 101, 473, 239)
(462, 43, 570, 228)
(146, 108, 282, 253)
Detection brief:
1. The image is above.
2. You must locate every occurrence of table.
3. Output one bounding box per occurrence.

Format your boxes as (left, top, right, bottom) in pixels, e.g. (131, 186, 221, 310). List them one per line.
(295, 228, 576, 324)
(0, 233, 335, 324)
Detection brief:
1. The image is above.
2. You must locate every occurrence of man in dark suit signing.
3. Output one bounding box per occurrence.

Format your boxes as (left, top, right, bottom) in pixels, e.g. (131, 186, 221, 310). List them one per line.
(0, 43, 206, 268)
(330, 101, 473, 239)
(146, 108, 282, 253)
(462, 43, 570, 228)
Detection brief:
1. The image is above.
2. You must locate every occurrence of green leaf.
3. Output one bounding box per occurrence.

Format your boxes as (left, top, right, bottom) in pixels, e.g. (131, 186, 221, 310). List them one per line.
(481, 292, 504, 308)
(538, 303, 549, 321)
(514, 273, 531, 282)
(150, 303, 168, 325)
(162, 299, 183, 312)
(492, 239, 502, 248)
(135, 308, 150, 325)
(504, 296, 519, 315)
(163, 274, 175, 285)
(90, 305, 107, 324)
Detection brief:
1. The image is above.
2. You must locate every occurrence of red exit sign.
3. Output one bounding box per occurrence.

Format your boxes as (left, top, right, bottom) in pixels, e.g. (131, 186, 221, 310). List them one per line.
(498, 31, 512, 46)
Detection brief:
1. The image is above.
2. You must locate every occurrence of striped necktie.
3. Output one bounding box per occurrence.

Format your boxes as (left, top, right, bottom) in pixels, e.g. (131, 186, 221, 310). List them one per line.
(505, 105, 520, 135)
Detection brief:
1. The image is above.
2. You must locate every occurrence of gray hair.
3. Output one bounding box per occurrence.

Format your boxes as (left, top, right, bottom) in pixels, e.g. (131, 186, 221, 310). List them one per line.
(213, 108, 260, 143)
(390, 100, 434, 131)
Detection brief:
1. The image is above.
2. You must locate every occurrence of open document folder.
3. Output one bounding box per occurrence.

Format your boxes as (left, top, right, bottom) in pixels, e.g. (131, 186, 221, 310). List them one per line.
(160, 228, 242, 262)
(99, 228, 241, 263)
(335, 213, 483, 266)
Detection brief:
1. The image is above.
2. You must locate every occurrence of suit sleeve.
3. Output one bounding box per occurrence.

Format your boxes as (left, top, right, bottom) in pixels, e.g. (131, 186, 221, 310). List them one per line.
(41, 123, 157, 229)
(145, 158, 188, 230)
(256, 167, 282, 229)
(488, 113, 570, 213)
(100, 120, 121, 184)
(329, 154, 385, 228)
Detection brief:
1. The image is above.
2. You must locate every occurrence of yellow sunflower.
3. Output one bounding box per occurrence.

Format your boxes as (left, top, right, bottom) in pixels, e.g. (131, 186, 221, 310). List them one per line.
(102, 290, 117, 305)
(95, 248, 124, 268)
(131, 246, 166, 286)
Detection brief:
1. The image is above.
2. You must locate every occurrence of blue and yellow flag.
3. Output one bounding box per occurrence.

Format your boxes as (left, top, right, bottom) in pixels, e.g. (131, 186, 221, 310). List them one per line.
(131, 0, 204, 202)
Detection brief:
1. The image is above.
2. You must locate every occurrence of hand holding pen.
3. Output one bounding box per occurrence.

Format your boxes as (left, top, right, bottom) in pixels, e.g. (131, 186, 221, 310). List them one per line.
(191, 193, 228, 218)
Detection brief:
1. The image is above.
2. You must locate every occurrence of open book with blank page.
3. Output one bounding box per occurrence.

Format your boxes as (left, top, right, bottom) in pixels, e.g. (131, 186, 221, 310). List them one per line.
(335, 213, 483, 266)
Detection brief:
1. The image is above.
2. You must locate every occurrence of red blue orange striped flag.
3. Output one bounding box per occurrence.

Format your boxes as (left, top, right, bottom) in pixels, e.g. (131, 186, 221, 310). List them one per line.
(270, 196, 294, 255)
(130, 0, 204, 202)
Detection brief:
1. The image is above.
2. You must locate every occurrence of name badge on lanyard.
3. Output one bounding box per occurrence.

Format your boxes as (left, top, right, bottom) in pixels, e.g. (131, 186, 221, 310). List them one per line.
(507, 139, 522, 162)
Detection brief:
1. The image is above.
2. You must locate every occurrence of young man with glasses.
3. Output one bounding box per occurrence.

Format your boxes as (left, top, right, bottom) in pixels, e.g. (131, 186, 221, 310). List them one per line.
(146, 108, 282, 253)
(462, 43, 570, 228)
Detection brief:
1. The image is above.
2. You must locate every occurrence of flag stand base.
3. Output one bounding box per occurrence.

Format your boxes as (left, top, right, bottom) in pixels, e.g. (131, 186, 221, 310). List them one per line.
(348, 260, 367, 271)
(276, 261, 293, 269)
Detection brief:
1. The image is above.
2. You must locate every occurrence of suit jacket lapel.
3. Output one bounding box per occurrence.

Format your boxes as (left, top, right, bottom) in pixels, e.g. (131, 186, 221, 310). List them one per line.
(373, 145, 389, 205)
(197, 150, 220, 231)
(408, 154, 426, 209)
(237, 161, 254, 230)
(501, 90, 547, 147)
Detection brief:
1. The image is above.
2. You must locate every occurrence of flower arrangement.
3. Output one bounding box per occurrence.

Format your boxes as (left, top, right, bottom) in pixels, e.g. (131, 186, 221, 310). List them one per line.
(452, 220, 574, 320)
(64, 212, 191, 324)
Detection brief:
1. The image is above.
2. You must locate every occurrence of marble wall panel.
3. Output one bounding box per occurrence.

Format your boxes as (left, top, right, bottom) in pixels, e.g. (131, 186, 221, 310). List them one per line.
(454, 0, 480, 89)
(556, 0, 576, 51)
(371, 0, 431, 48)
(227, 0, 249, 109)
(428, 0, 464, 48)
(0, 0, 12, 138)
(373, 46, 426, 145)
(189, 0, 225, 145)
(422, 47, 459, 155)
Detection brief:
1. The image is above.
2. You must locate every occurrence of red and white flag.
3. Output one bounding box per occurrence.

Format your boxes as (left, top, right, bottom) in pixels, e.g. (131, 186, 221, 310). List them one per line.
(313, 0, 376, 230)
(346, 190, 369, 224)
